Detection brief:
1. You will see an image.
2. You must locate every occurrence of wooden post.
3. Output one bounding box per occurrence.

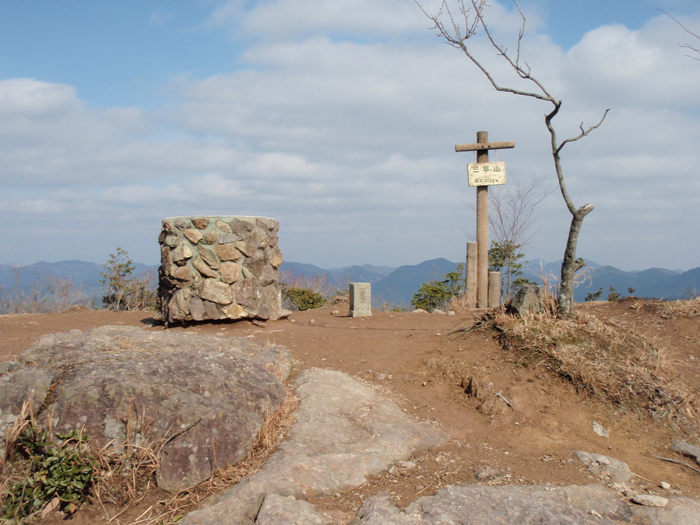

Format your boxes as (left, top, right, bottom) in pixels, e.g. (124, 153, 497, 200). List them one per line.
(488, 271, 501, 308)
(455, 133, 514, 310)
(476, 131, 489, 308)
(466, 242, 478, 309)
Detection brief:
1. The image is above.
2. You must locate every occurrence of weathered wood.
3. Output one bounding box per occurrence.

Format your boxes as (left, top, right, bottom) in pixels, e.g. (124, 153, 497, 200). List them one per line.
(488, 271, 501, 308)
(466, 242, 478, 309)
(455, 141, 515, 152)
(476, 132, 489, 309)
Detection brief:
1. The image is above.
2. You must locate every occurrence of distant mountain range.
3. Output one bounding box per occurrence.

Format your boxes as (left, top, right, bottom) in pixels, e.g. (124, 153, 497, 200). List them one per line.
(0, 260, 159, 305)
(1, 258, 698, 309)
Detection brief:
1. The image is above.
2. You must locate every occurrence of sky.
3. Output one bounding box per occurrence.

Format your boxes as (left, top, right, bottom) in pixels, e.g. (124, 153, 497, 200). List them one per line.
(1, 0, 699, 271)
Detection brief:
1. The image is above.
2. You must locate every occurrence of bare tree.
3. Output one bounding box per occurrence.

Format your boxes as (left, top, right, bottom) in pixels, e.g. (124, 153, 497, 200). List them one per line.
(660, 9, 700, 61)
(418, 0, 609, 315)
(488, 174, 554, 299)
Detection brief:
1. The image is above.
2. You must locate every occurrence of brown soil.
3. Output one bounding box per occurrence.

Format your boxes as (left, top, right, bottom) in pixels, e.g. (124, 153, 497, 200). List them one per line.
(1, 300, 699, 524)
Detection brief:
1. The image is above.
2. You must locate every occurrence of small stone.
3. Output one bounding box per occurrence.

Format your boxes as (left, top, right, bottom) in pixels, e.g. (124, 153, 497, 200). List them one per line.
(192, 218, 210, 229)
(632, 494, 668, 507)
(173, 265, 191, 282)
(412, 309, 427, 314)
(218, 233, 242, 244)
(268, 245, 283, 268)
(198, 245, 221, 270)
(200, 279, 233, 305)
(215, 219, 232, 233)
(330, 310, 340, 316)
(309, 319, 315, 325)
(433, 309, 447, 315)
(222, 304, 247, 319)
(203, 229, 218, 244)
(448, 311, 455, 316)
(216, 244, 242, 262)
(475, 466, 507, 481)
(660, 481, 671, 490)
(184, 229, 204, 244)
(192, 257, 218, 279)
(219, 262, 241, 284)
(171, 243, 193, 264)
(592, 421, 609, 438)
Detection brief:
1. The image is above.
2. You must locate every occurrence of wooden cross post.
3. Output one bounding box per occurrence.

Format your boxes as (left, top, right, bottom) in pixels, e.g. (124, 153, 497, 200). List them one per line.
(455, 131, 514, 308)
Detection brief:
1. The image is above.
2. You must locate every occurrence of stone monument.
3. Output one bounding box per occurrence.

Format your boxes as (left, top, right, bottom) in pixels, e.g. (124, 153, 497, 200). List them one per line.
(349, 282, 372, 318)
(157, 216, 289, 325)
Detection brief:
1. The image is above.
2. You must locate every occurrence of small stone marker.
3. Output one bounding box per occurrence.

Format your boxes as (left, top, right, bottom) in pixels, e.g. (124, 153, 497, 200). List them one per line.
(349, 283, 372, 318)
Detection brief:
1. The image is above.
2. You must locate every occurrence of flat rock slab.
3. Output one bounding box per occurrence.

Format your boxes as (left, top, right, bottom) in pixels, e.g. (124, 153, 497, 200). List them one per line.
(355, 484, 700, 525)
(6, 326, 291, 492)
(181, 368, 446, 524)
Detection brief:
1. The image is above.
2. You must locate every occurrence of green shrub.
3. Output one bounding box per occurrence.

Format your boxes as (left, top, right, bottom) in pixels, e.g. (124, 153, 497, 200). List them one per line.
(2, 425, 96, 520)
(607, 286, 620, 302)
(585, 288, 603, 302)
(284, 287, 327, 311)
(411, 264, 464, 312)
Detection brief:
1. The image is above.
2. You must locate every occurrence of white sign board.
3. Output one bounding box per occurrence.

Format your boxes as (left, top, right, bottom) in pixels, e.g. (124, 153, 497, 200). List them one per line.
(467, 162, 506, 187)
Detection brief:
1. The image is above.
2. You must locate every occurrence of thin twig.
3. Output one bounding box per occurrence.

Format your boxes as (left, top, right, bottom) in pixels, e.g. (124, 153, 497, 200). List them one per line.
(650, 455, 700, 474)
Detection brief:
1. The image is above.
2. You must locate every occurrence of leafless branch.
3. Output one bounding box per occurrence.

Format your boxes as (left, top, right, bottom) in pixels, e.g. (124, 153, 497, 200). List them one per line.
(556, 109, 610, 156)
(660, 9, 700, 61)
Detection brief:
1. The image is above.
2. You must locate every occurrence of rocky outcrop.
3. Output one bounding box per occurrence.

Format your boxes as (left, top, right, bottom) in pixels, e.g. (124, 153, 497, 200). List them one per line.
(354, 484, 700, 525)
(181, 368, 447, 524)
(158, 216, 289, 325)
(4, 326, 291, 492)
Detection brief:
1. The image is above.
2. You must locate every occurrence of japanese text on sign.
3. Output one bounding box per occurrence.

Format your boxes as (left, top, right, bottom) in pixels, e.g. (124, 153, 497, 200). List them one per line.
(467, 162, 506, 187)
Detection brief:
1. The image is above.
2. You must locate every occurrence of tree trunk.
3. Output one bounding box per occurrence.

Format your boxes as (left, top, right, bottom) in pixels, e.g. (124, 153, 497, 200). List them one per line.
(557, 207, 591, 316)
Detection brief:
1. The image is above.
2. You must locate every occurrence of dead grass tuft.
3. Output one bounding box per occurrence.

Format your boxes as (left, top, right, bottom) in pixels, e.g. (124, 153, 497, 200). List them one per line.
(93, 403, 163, 517)
(633, 297, 700, 319)
(490, 310, 698, 429)
(146, 389, 299, 525)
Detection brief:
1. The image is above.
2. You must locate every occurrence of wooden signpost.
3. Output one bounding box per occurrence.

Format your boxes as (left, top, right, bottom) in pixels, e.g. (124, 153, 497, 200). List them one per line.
(455, 131, 514, 308)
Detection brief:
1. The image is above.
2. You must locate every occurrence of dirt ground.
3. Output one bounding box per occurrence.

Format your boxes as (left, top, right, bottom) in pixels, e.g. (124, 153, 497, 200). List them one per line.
(1, 299, 699, 524)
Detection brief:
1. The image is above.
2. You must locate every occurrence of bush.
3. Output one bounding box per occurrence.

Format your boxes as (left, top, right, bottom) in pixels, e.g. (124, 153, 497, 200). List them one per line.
(284, 287, 327, 311)
(411, 264, 464, 312)
(100, 248, 156, 310)
(2, 422, 96, 520)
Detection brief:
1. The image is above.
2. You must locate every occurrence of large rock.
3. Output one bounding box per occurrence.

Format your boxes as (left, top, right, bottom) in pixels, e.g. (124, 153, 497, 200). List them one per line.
(354, 484, 700, 525)
(7, 326, 291, 492)
(181, 368, 446, 524)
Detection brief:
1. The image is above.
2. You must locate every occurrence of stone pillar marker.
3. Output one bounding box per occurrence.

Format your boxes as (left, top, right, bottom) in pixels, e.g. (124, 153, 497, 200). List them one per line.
(349, 283, 372, 318)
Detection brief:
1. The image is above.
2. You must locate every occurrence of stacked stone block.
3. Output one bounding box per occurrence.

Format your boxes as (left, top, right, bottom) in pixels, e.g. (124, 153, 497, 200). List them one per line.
(158, 216, 287, 325)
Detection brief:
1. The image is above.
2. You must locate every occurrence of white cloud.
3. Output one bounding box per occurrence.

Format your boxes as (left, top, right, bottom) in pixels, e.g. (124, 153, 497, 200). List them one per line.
(0, 1, 698, 271)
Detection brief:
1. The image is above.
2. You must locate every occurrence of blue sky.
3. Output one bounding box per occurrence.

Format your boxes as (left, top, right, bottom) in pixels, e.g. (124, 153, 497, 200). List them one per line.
(1, 0, 699, 271)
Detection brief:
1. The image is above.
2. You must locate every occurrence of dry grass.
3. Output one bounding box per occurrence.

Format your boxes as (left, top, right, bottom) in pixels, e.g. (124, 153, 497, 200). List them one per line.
(1, 391, 299, 524)
(93, 403, 164, 516)
(145, 390, 299, 525)
(491, 310, 698, 428)
(633, 297, 700, 319)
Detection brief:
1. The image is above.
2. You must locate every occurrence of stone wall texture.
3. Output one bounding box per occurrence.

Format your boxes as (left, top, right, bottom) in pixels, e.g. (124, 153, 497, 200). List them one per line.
(158, 216, 288, 324)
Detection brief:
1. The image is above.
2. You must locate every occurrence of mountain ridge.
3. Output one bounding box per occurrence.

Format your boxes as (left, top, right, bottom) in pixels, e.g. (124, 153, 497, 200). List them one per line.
(2, 259, 698, 308)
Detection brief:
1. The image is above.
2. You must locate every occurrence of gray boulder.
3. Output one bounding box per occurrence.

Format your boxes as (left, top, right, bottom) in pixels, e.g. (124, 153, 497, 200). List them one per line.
(508, 284, 546, 317)
(574, 451, 634, 483)
(181, 368, 446, 524)
(5, 326, 291, 492)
